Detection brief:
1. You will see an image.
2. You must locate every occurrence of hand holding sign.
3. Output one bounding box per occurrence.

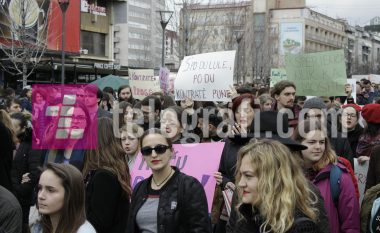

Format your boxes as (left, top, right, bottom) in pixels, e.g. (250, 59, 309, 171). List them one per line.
(227, 85, 239, 99)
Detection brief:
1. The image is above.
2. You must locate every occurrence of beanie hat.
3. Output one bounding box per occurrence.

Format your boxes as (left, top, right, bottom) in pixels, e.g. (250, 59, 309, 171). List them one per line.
(342, 104, 362, 112)
(362, 104, 380, 124)
(303, 97, 327, 110)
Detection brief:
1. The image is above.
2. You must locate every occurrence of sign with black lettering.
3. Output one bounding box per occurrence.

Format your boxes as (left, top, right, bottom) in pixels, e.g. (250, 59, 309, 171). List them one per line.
(175, 51, 236, 101)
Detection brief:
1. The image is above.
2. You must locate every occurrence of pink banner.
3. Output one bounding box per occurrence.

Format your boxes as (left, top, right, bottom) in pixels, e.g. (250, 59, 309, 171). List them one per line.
(131, 142, 225, 212)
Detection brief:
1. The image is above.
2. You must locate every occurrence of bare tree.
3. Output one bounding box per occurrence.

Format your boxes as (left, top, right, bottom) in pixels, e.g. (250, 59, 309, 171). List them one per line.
(167, 0, 251, 71)
(242, 12, 278, 83)
(0, 0, 52, 87)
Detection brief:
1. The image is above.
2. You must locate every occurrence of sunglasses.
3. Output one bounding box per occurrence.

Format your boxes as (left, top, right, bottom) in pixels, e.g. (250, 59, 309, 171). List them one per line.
(141, 144, 171, 156)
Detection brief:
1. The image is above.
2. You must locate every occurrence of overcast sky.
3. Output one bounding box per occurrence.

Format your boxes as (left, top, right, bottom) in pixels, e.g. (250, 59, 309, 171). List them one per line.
(170, 0, 380, 26)
(306, 0, 380, 26)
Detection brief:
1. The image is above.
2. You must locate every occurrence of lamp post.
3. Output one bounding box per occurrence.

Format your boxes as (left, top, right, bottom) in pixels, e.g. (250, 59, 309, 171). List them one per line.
(158, 10, 173, 68)
(58, 0, 69, 84)
(234, 30, 244, 84)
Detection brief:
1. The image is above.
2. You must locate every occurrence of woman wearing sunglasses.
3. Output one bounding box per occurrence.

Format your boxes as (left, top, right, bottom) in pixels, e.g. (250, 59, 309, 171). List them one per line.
(126, 128, 211, 233)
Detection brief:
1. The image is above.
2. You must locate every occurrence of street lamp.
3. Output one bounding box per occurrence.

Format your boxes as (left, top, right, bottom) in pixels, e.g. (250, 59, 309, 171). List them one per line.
(234, 30, 244, 84)
(58, 0, 70, 84)
(158, 10, 173, 68)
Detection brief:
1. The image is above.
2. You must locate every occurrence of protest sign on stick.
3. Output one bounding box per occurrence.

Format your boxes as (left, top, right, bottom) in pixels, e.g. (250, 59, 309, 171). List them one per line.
(159, 67, 170, 94)
(129, 69, 161, 99)
(354, 158, 369, 205)
(131, 142, 225, 212)
(285, 50, 347, 96)
(175, 51, 236, 101)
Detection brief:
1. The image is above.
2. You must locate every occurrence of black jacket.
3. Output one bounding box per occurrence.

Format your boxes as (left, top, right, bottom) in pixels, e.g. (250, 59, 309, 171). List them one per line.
(227, 184, 329, 233)
(11, 140, 42, 207)
(126, 167, 211, 233)
(85, 169, 130, 233)
(227, 204, 322, 233)
(0, 122, 15, 192)
(219, 137, 248, 189)
(330, 135, 354, 167)
(365, 145, 380, 191)
(346, 124, 364, 158)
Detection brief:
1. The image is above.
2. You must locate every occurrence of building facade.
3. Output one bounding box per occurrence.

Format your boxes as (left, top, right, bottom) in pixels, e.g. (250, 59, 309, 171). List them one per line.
(122, 0, 165, 68)
(179, 2, 251, 60)
(370, 17, 380, 26)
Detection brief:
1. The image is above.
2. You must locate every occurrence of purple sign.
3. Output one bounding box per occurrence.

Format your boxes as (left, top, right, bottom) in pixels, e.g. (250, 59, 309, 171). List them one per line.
(131, 142, 225, 212)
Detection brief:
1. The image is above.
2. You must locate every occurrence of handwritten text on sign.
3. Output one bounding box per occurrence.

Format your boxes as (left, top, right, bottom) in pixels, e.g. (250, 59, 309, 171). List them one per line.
(175, 51, 236, 101)
(131, 142, 225, 212)
(285, 50, 347, 96)
(354, 158, 369, 205)
(270, 68, 287, 87)
(128, 69, 161, 100)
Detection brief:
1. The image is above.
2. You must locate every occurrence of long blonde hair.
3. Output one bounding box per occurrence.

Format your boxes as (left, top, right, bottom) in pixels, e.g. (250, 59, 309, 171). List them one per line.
(235, 139, 319, 233)
(83, 117, 132, 196)
(293, 119, 337, 171)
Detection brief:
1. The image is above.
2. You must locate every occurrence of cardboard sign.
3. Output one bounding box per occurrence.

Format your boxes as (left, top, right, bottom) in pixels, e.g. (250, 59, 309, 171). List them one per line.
(128, 69, 161, 99)
(131, 142, 225, 212)
(270, 68, 287, 87)
(354, 158, 369, 205)
(175, 51, 236, 101)
(159, 67, 170, 94)
(285, 50, 347, 96)
(346, 79, 357, 104)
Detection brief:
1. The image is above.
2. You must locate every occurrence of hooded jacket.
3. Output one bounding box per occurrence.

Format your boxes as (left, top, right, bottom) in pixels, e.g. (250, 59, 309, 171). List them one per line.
(311, 163, 360, 233)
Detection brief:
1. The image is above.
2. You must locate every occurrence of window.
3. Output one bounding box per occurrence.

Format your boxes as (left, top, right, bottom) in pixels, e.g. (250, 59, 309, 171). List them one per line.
(362, 54, 368, 64)
(81, 31, 106, 56)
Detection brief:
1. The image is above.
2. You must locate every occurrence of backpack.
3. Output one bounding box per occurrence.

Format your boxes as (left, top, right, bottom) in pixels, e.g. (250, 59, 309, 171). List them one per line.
(330, 164, 343, 208)
(316, 158, 352, 209)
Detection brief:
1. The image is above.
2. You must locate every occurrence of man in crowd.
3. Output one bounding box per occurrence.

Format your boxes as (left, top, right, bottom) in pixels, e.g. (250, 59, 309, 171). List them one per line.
(358, 79, 378, 105)
(140, 95, 161, 130)
(271, 80, 299, 128)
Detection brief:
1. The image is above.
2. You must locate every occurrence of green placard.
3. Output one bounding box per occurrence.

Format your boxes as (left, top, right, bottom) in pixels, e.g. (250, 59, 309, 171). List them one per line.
(270, 68, 287, 87)
(285, 50, 346, 96)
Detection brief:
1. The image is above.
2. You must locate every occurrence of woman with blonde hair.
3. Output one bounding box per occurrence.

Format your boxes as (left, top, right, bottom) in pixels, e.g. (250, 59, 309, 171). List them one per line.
(83, 117, 131, 233)
(228, 139, 323, 233)
(293, 120, 360, 233)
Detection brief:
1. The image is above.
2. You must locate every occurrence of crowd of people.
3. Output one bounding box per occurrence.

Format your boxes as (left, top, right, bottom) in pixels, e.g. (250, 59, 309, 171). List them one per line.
(0, 78, 380, 233)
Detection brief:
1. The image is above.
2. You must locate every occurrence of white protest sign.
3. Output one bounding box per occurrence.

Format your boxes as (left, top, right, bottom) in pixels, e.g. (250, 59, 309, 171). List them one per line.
(354, 158, 369, 205)
(128, 69, 161, 100)
(175, 50, 236, 101)
(159, 67, 170, 94)
(346, 79, 357, 104)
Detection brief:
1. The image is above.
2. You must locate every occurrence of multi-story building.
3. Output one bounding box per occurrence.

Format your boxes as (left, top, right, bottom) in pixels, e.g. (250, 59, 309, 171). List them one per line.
(179, 1, 251, 60)
(269, 7, 346, 67)
(350, 26, 380, 75)
(370, 17, 380, 26)
(244, 0, 346, 82)
(121, 0, 165, 68)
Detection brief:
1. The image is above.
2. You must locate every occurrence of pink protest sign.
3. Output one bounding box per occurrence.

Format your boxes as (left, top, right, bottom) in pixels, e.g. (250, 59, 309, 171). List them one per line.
(32, 84, 98, 150)
(131, 142, 225, 212)
(159, 67, 170, 93)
